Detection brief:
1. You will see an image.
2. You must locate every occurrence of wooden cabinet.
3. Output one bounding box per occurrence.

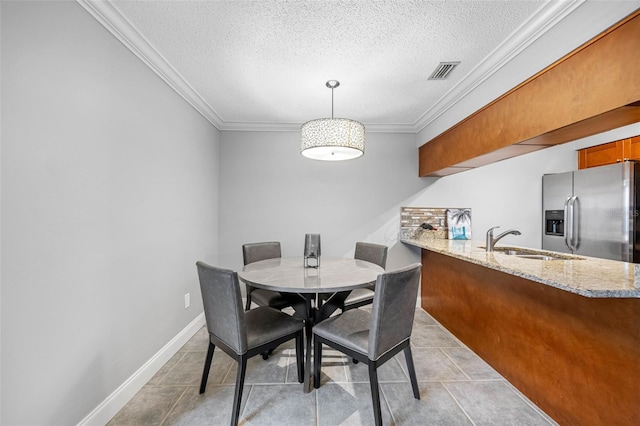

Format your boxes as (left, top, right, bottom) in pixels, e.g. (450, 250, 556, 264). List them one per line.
(421, 249, 640, 426)
(626, 135, 640, 160)
(578, 135, 640, 169)
(419, 11, 640, 177)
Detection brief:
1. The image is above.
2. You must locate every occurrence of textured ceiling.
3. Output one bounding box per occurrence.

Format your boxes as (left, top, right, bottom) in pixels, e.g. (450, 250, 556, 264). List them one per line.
(94, 0, 551, 132)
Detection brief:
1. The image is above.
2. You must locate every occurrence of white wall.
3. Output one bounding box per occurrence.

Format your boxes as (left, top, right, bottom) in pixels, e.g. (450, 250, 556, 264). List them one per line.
(1, 2, 219, 425)
(218, 131, 428, 274)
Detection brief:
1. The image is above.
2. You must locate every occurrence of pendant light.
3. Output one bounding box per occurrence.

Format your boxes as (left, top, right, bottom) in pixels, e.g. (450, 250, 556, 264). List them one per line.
(300, 80, 365, 161)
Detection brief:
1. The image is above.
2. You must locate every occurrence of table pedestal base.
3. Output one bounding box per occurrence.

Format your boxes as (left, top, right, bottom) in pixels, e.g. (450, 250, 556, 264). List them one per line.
(285, 291, 350, 392)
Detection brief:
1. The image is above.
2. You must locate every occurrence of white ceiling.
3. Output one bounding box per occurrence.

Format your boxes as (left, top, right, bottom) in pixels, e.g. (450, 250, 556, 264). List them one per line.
(77, 1, 631, 133)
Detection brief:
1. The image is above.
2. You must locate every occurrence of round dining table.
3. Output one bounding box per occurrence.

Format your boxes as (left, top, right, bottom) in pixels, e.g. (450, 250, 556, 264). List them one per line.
(238, 256, 384, 392)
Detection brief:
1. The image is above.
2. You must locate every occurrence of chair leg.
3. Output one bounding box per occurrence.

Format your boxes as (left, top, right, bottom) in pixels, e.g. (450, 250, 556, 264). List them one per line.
(403, 345, 420, 400)
(259, 347, 276, 360)
(199, 342, 215, 394)
(368, 363, 382, 426)
(245, 292, 252, 311)
(296, 330, 304, 383)
(231, 356, 247, 426)
(313, 337, 322, 389)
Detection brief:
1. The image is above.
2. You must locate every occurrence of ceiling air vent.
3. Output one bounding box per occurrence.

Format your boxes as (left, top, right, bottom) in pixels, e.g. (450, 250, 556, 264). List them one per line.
(428, 61, 460, 80)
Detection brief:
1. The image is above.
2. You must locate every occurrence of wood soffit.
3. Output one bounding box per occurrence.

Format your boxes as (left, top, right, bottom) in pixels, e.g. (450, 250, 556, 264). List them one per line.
(419, 10, 640, 178)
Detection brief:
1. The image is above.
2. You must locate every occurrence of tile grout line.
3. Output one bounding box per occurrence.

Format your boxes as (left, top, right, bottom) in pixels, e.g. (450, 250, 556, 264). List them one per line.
(153, 351, 190, 386)
(284, 347, 291, 384)
(157, 345, 205, 424)
(503, 381, 558, 425)
(441, 382, 477, 426)
(379, 384, 396, 425)
(220, 353, 234, 385)
(315, 382, 320, 426)
(342, 352, 349, 386)
(439, 347, 473, 381)
(240, 384, 255, 423)
(394, 353, 410, 382)
(436, 323, 466, 347)
(159, 386, 190, 426)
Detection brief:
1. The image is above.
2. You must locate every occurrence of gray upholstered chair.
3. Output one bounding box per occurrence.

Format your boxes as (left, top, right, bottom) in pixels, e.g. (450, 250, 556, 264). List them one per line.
(242, 242, 291, 311)
(196, 261, 304, 426)
(340, 242, 388, 311)
(313, 263, 422, 426)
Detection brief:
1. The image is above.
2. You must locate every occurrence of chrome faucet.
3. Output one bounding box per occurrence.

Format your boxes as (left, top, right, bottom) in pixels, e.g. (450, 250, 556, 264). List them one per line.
(485, 226, 522, 252)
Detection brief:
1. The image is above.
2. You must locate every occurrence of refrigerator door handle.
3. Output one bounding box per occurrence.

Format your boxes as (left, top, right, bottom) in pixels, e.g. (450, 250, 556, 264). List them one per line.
(568, 196, 578, 251)
(564, 196, 572, 251)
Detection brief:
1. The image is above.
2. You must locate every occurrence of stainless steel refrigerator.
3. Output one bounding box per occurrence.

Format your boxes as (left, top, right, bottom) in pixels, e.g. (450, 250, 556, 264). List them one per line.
(542, 161, 639, 262)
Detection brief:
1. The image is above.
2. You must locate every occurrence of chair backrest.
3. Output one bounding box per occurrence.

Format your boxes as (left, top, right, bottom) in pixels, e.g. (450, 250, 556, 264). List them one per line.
(196, 261, 247, 354)
(368, 263, 422, 360)
(242, 241, 282, 265)
(354, 242, 388, 269)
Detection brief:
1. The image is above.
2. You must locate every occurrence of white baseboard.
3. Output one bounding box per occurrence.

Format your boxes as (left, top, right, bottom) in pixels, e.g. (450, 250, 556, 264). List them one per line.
(77, 313, 206, 426)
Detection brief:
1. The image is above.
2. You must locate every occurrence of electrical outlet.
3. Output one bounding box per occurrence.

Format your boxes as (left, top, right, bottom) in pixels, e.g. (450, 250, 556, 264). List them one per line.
(184, 293, 191, 309)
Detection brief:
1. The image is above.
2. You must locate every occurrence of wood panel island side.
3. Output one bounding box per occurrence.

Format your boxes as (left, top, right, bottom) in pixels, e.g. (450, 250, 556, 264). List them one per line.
(402, 238, 640, 426)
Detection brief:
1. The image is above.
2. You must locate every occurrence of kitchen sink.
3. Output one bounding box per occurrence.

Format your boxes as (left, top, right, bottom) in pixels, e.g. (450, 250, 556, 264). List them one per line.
(507, 253, 559, 260)
(485, 246, 583, 261)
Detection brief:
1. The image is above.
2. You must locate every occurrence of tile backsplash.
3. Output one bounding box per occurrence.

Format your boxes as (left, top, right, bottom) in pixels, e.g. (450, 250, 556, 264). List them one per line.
(400, 207, 472, 240)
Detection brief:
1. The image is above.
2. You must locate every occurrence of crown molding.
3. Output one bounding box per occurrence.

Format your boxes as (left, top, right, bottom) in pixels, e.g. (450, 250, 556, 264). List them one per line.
(77, 0, 579, 134)
(413, 0, 585, 133)
(218, 121, 302, 132)
(218, 121, 418, 133)
(76, 0, 225, 129)
(363, 123, 418, 134)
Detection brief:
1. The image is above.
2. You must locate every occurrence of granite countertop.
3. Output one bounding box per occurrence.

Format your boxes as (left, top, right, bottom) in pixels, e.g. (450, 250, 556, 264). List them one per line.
(401, 237, 640, 298)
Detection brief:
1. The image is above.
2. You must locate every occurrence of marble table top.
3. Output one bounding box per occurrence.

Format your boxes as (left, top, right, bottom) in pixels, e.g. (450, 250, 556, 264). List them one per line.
(238, 257, 384, 293)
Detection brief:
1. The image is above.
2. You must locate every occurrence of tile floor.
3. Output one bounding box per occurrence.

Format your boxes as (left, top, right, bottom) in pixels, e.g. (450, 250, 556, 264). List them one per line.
(108, 308, 557, 425)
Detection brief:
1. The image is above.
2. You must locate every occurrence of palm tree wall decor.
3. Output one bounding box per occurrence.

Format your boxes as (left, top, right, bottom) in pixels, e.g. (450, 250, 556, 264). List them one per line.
(447, 208, 472, 240)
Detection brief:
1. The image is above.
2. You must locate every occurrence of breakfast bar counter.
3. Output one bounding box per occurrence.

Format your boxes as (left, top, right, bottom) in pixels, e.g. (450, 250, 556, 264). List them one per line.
(401, 237, 640, 298)
(401, 237, 640, 426)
